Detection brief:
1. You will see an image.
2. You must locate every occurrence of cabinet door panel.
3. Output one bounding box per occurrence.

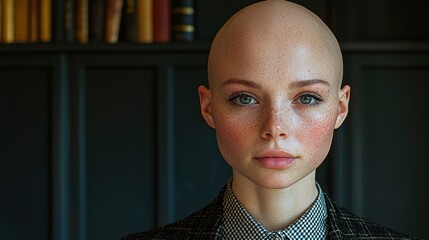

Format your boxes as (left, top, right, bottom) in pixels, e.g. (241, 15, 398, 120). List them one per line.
(0, 63, 52, 240)
(345, 53, 429, 238)
(71, 56, 156, 240)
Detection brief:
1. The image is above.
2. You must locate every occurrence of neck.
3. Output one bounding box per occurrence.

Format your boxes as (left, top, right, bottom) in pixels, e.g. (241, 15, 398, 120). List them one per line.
(231, 171, 318, 231)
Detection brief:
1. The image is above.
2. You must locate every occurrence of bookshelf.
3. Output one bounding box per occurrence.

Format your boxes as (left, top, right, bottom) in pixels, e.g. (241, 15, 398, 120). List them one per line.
(0, 0, 262, 45)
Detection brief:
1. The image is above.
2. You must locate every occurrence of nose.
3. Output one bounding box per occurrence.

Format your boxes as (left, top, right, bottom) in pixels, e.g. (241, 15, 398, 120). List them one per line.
(260, 105, 288, 140)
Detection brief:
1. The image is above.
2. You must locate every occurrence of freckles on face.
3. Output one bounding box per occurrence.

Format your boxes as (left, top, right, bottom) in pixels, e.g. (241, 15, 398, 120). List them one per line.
(206, 25, 343, 188)
(297, 107, 337, 167)
(207, 76, 342, 189)
(211, 99, 257, 166)
(212, 87, 339, 164)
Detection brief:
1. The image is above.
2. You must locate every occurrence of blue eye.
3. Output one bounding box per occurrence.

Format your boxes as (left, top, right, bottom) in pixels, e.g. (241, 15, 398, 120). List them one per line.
(298, 93, 322, 105)
(228, 93, 257, 105)
(300, 95, 315, 104)
(238, 95, 254, 104)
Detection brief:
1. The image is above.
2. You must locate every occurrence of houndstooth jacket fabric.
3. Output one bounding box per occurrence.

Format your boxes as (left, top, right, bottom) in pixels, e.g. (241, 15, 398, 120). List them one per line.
(121, 186, 420, 240)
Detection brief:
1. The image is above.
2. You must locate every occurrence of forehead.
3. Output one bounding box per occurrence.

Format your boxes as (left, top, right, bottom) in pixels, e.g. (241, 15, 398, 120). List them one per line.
(207, 1, 342, 90)
(210, 37, 339, 90)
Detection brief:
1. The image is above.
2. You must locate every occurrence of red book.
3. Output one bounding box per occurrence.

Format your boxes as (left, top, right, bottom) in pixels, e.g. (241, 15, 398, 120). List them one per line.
(153, 0, 170, 42)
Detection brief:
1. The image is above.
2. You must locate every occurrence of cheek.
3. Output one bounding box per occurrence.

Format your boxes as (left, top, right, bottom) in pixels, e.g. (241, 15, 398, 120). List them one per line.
(212, 109, 255, 159)
(296, 108, 338, 165)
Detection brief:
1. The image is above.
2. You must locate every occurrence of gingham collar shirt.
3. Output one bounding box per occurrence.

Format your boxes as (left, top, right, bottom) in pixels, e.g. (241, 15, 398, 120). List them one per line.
(223, 180, 327, 240)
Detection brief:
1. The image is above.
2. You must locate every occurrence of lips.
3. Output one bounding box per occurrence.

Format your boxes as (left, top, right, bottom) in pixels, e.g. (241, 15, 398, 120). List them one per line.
(254, 150, 297, 169)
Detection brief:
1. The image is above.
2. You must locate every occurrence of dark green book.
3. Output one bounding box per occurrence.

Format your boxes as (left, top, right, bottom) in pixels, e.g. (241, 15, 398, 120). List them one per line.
(63, 0, 74, 42)
(89, 0, 105, 42)
(172, 0, 195, 42)
(124, 0, 137, 42)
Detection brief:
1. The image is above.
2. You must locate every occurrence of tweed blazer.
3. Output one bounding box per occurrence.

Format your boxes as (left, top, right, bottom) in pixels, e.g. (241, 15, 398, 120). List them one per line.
(122, 186, 419, 240)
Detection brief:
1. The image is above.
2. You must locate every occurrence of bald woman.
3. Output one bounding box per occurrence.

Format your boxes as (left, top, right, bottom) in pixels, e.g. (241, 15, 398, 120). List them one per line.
(122, 1, 417, 239)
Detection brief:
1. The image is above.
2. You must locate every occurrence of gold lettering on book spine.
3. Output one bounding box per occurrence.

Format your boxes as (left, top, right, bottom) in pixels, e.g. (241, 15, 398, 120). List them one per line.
(172, 7, 194, 15)
(172, 25, 194, 32)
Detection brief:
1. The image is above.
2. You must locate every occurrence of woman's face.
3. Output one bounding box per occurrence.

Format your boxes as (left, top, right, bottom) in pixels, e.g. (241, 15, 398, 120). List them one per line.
(199, 40, 349, 189)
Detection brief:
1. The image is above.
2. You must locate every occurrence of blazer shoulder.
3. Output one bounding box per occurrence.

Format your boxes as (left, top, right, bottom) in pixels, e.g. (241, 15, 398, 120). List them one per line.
(121, 186, 226, 240)
(324, 193, 421, 240)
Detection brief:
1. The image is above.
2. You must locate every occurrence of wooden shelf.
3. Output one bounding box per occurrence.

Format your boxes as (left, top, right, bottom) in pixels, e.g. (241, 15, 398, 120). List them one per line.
(2, 41, 429, 54)
(340, 41, 429, 53)
(0, 41, 211, 53)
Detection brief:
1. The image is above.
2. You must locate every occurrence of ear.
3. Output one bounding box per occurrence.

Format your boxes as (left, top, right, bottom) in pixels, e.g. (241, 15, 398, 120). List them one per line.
(198, 85, 216, 129)
(334, 85, 351, 129)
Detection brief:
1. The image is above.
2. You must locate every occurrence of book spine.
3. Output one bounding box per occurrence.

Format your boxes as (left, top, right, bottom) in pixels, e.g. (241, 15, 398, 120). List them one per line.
(90, 0, 105, 42)
(136, 0, 153, 43)
(29, 0, 38, 42)
(63, 0, 73, 42)
(153, 0, 170, 42)
(76, 0, 89, 43)
(172, 0, 194, 42)
(14, 0, 30, 43)
(0, 0, 3, 43)
(124, 0, 136, 41)
(39, 0, 51, 42)
(2, 0, 14, 43)
(105, 0, 124, 43)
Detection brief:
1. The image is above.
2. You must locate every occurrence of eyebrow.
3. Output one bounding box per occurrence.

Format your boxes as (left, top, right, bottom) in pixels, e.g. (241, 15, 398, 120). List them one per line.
(221, 78, 330, 89)
(288, 79, 330, 89)
(222, 78, 262, 89)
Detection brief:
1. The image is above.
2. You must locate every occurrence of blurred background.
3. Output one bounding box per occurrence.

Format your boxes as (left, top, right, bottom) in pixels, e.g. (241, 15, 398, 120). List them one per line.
(0, 0, 428, 239)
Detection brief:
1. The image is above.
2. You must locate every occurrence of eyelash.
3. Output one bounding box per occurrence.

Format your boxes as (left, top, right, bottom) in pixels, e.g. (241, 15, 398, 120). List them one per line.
(227, 91, 323, 107)
(296, 92, 323, 106)
(227, 92, 258, 106)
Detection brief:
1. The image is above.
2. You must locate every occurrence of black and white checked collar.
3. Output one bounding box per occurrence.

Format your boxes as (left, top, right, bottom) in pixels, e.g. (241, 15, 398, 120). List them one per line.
(223, 179, 327, 240)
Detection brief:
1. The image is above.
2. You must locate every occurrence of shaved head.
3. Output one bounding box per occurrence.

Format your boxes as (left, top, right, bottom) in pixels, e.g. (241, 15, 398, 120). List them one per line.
(208, 0, 343, 89)
(199, 0, 350, 198)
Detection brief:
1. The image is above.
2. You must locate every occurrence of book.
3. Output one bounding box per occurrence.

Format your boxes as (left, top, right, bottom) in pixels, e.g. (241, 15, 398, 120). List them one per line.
(63, 0, 74, 42)
(29, 0, 38, 42)
(89, 0, 105, 42)
(14, 0, 30, 43)
(172, 0, 194, 42)
(76, 0, 89, 43)
(0, 0, 3, 42)
(124, 0, 137, 41)
(40, 0, 51, 42)
(105, 0, 124, 43)
(136, 0, 153, 43)
(153, 0, 170, 42)
(2, 0, 14, 43)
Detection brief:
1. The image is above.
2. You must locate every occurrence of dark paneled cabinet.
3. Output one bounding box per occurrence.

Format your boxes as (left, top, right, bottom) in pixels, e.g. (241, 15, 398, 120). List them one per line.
(342, 44, 429, 238)
(0, 54, 60, 240)
(0, 44, 230, 240)
(2, 43, 428, 240)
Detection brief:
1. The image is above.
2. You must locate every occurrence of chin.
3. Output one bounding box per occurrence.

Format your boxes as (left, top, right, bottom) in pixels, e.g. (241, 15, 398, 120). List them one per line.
(252, 173, 300, 190)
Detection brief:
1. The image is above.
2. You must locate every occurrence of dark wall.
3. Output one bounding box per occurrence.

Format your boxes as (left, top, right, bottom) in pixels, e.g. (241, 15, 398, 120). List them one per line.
(341, 48, 429, 238)
(1, 1, 428, 239)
